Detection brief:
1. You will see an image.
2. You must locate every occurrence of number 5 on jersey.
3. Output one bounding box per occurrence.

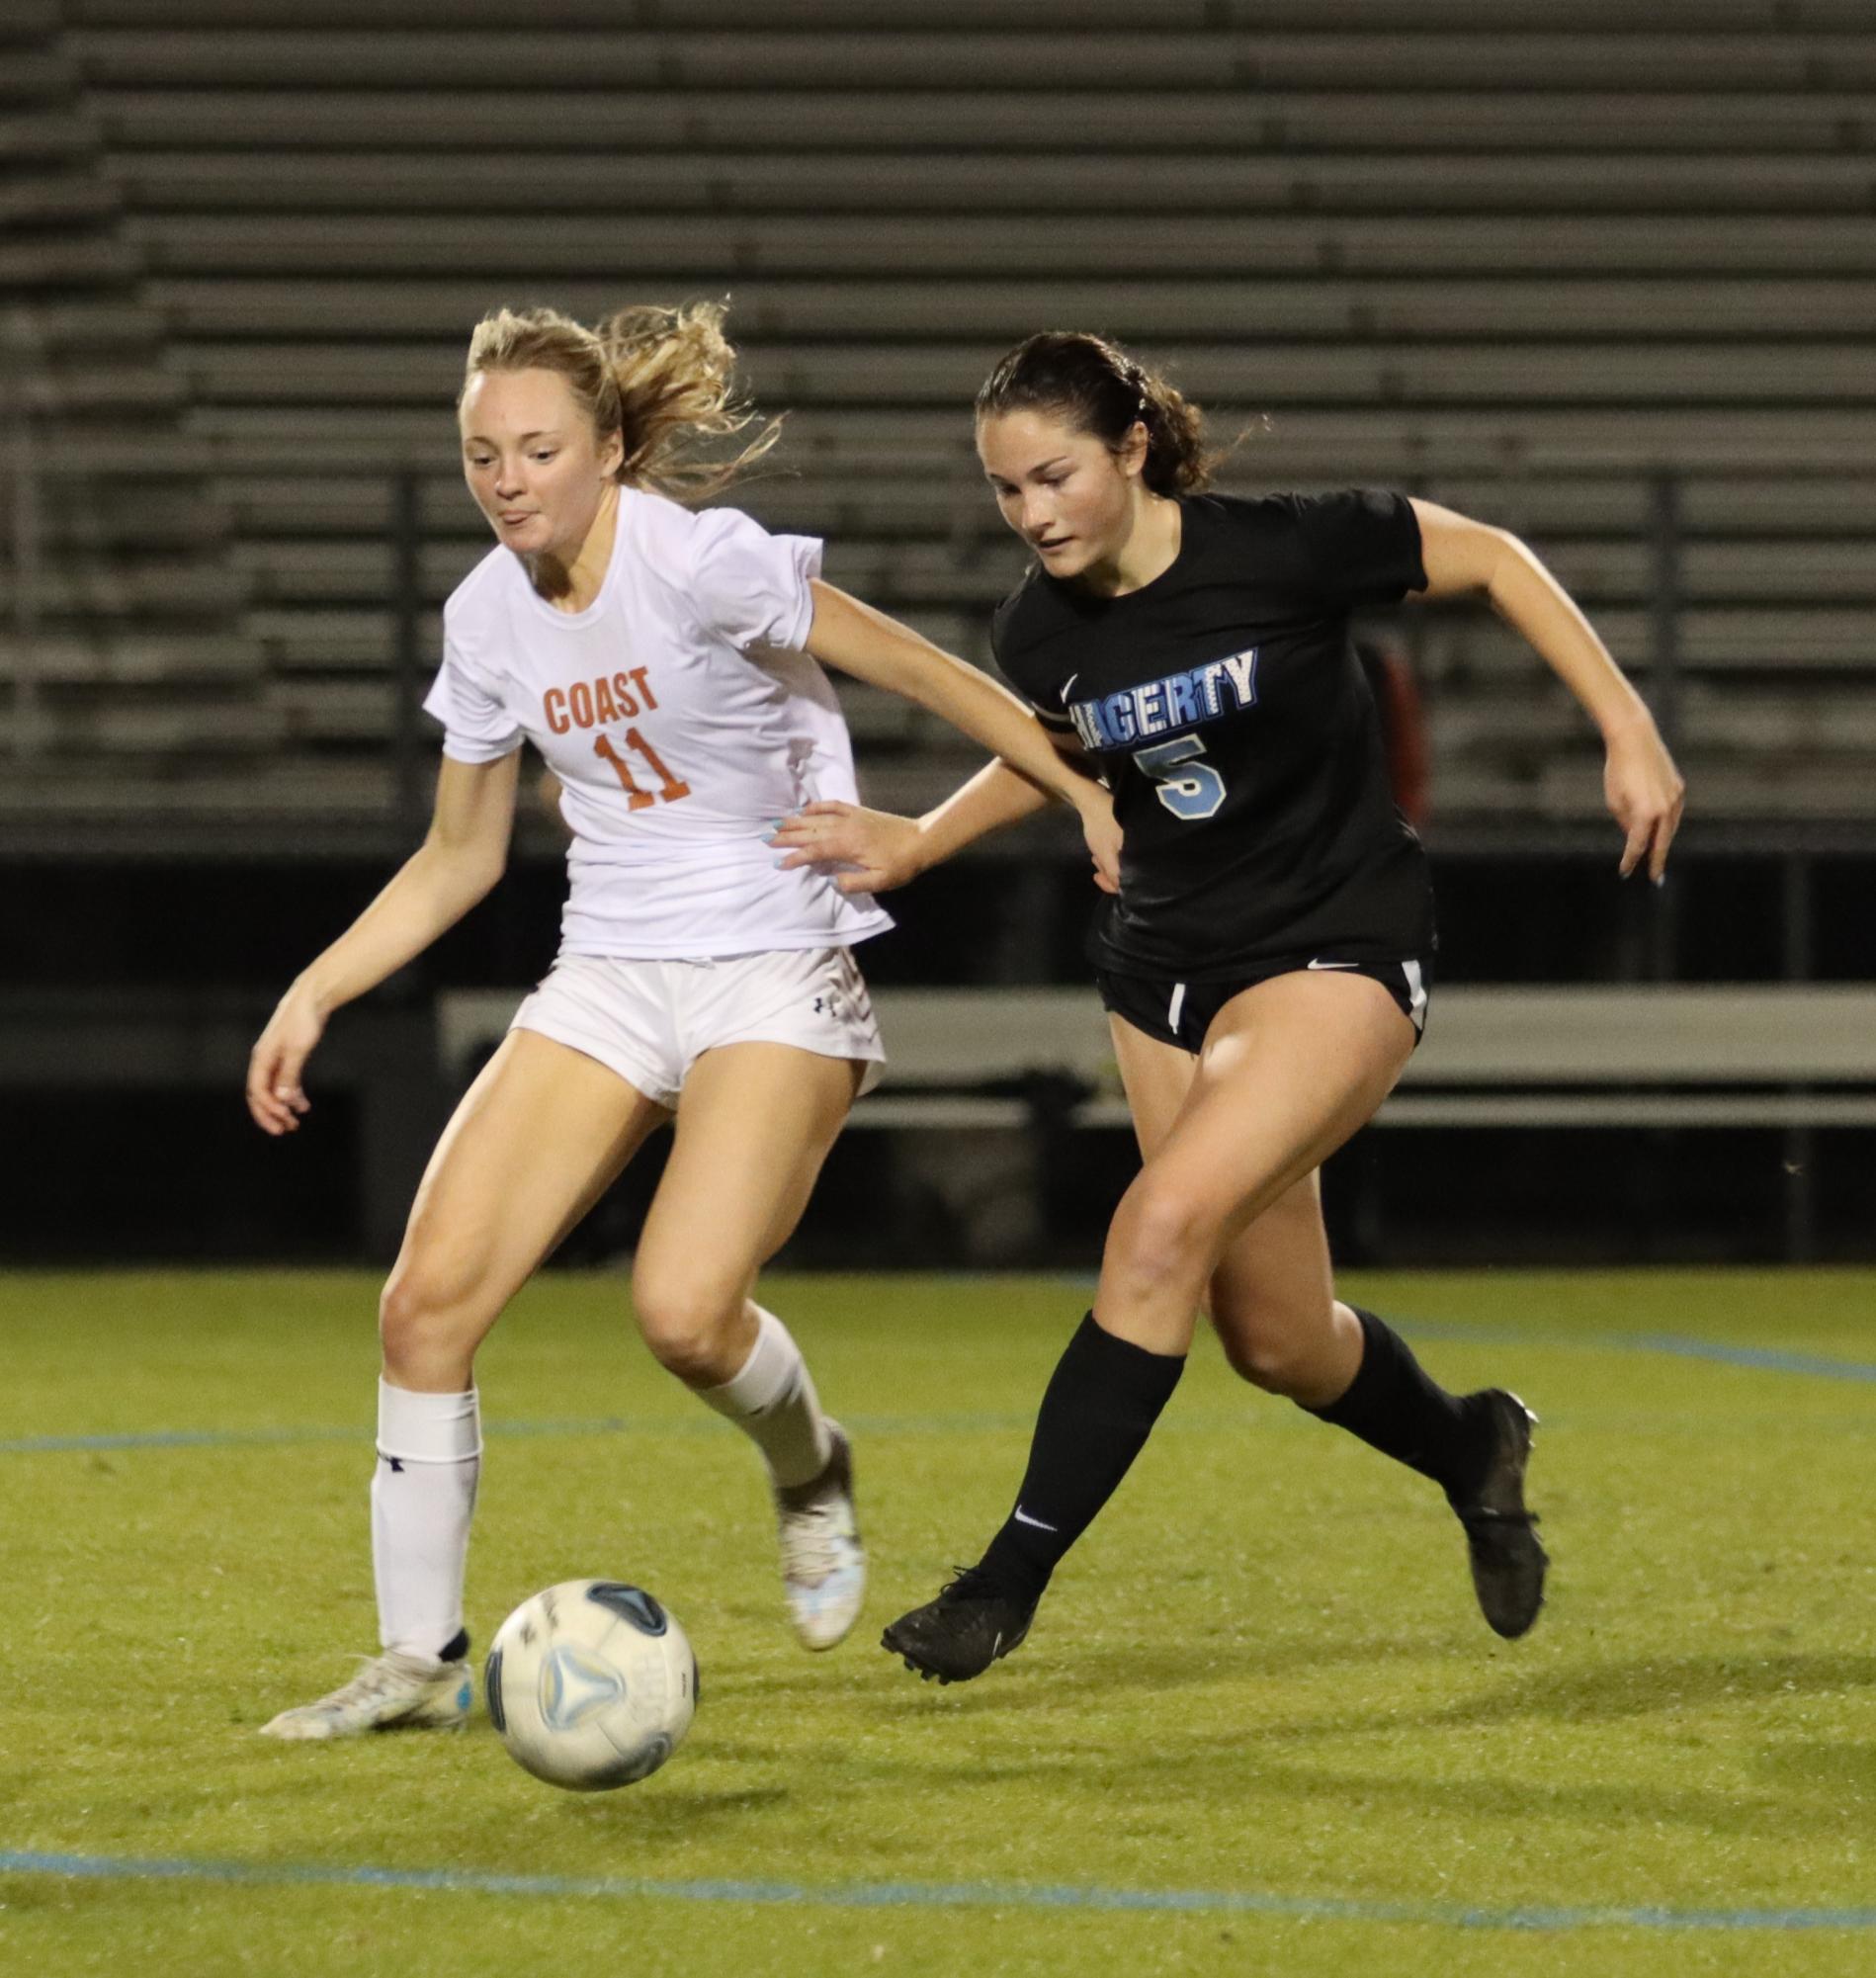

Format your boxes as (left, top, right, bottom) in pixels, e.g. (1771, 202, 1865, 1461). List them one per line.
(1135, 735, 1226, 820)
(595, 729, 691, 811)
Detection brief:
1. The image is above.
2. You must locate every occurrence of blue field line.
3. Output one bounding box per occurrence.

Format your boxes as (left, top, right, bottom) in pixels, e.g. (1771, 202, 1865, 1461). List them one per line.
(1618, 1332, 1876, 1383)
(1, 1847, 1871, 1934)
(6, 1324, 1873, 1461)
(5, 1320, 1874, 1457)
(0, 1410, 1053, 1457)
(1399, 1319, 1876, 1385)
(0, 1419, 626, 1456)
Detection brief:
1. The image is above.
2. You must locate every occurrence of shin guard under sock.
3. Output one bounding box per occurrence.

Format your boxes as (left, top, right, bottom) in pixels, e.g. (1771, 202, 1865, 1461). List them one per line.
(695, 1304, 833, 1491)
(977, 1312, 1186, 1601)
(372, 1379, 480, 1662)
(1304, 1306, 1495, 1501)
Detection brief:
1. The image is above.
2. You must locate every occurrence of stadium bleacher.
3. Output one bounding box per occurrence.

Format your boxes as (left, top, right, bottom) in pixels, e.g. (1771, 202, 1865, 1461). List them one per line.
(0, 0, 278, 785)
(3, 0, 1874, 849)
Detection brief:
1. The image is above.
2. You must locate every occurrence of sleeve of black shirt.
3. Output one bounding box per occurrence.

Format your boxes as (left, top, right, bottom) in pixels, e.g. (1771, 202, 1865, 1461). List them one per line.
(1288, 489, 1427, 608)
(990, 590, 1077, 731)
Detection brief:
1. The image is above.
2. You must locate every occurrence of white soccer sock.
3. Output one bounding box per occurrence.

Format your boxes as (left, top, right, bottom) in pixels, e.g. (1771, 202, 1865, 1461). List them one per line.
(697, 1306, 833, 1490)
(371, 1379, 481, 1662)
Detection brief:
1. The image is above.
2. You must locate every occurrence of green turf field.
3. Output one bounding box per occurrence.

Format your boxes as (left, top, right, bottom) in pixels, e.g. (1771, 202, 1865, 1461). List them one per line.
(2, 1268, 1874, 1976)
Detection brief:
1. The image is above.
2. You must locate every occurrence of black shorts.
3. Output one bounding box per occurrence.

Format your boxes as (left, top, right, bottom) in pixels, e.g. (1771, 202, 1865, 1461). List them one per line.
(1096, 952, 1431, 1055)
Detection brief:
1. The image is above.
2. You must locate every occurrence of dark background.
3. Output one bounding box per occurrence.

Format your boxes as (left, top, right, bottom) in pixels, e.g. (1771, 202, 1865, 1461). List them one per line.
(4, 1, 1873, 1266)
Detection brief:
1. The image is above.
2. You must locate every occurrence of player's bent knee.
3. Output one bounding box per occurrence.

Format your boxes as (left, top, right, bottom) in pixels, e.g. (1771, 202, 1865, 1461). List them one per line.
(378, 1269, 487, 1374)
(1216, 1313, 1332, 1397)
(1104, 1182, 1217, 1308)
(631, 1273, 743, 1384)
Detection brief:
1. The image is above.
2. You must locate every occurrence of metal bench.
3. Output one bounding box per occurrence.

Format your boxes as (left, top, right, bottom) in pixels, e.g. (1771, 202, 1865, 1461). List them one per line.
(437, 984, 1876, 1134)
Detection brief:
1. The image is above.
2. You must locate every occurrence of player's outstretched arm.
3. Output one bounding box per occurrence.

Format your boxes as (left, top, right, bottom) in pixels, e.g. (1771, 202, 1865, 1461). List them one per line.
(1411, 498, 1686, 882)
(245, 752, 520, 1135)
(772, 741, 1118, 897)
(801, 580, 1120, 888)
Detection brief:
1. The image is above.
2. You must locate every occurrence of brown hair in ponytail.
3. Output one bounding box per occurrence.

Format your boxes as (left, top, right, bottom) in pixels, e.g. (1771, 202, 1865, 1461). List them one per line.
(462, 301, 782, 502)
(975, 331, 1219, 496)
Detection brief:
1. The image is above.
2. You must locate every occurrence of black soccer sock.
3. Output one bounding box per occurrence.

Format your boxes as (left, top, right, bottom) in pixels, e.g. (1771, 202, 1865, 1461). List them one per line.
(1304, 1305, 1496, 1502)
(975, 1312, 1187, 1603)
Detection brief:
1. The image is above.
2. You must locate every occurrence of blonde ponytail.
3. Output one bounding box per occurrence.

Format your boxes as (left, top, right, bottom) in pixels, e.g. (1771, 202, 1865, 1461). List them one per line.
(594, 301, 781, 500)
(462, 300, 782, 502)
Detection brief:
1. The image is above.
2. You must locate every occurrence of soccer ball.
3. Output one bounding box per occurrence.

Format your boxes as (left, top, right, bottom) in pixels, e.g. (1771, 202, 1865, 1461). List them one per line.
(485, 1580, 698, 1790)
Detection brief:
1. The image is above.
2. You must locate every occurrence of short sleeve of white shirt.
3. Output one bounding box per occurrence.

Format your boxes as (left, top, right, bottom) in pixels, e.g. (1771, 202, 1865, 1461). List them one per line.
(423, 632, 524, 764)
(688, 506, 822, 653)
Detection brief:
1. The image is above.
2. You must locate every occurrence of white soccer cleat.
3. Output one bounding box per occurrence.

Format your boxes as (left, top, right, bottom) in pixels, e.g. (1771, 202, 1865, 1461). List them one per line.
(774, 1422, 866, 1651)
(258, 1648, 474, 1741)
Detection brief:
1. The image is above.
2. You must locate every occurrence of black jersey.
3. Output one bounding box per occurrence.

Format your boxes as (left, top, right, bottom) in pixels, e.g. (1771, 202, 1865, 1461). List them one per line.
(991, 489, 1434, 979)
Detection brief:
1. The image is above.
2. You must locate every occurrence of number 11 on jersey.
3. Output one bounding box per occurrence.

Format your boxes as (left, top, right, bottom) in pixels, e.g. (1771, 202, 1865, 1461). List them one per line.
(1134, 734, 1226, 820)
(595, 730, 692, 811)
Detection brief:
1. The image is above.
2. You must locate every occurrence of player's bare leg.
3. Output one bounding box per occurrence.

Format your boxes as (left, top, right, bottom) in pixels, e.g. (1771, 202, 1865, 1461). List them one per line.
(1108, 982, 1543, 1640)
(887, 975, 1539, 1682)
(1203, 1168, 1545, 1638)
(1090, 971, 1412, 1350)
(1085, 978, 1539, 1636)
(262, 1032, 668, 1738)
(887, 969, 1535, 1680)
(632, 1043, 869, 1649)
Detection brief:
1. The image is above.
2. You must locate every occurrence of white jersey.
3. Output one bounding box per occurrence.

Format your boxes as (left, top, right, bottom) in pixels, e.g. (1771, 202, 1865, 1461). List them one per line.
(423, 486, 893, 960)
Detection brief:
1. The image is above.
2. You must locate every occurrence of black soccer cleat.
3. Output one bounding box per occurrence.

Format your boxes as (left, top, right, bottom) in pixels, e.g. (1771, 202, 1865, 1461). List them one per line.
(881, 1565, 1038, 1685)
(1449, 1389, 1548, 1639)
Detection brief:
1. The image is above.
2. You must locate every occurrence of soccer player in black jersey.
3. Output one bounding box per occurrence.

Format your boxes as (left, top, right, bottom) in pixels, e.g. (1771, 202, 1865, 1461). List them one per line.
(774, 332, 1685, 1683)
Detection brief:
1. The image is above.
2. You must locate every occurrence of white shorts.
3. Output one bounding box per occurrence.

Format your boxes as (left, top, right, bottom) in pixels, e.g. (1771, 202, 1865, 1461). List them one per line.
(509, 947, 886, 1111)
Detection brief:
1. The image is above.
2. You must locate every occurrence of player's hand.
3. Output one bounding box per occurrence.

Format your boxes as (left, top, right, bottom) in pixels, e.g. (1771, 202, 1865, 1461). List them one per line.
(768, 801, 927, 894)
(246, 985, 327, 1135)
(1076, 790, 1123, 896)
(1604, 712, 1686, 883)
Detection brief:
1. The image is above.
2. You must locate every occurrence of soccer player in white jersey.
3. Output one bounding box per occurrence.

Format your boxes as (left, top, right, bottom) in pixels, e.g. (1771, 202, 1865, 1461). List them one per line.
(246, 302, 1119, 1739)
